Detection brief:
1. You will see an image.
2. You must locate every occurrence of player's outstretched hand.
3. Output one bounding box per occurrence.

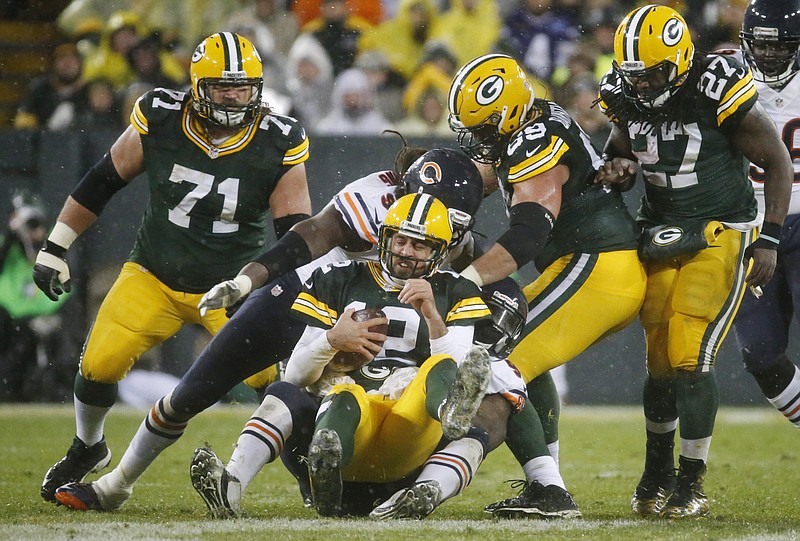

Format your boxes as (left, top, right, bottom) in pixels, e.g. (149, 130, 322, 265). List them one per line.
(32, 242, 71, 301)
(198, 275, 252, 317)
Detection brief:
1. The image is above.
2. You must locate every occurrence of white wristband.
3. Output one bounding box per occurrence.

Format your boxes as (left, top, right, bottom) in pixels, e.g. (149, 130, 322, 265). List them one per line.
(459, 264, 484, 287)
(234, 274, 253, 296)
(48, 222, 79, 250)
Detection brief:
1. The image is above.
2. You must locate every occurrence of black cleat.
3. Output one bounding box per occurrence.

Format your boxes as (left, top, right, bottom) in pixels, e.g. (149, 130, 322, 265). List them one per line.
(42, 436, 112, 503)
(631, 467, 676, 516)
(486, 480, 582, 519)
(659, 457, 709, 519)
(308, 429, 343, 517)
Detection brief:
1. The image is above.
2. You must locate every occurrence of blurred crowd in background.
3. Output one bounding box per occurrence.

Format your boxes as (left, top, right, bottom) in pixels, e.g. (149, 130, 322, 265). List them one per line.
(9, 0, 750, 144)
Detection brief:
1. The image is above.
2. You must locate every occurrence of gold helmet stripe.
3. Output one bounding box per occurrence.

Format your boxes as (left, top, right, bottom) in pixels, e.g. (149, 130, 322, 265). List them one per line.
(623, 5, 654, 63)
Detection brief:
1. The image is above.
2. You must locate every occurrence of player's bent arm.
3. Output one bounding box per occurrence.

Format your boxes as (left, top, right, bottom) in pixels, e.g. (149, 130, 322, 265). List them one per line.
(399, 278, 447, 338)
(430, 325, 475, 364)
(233, 163, 313, 290)
(460, 166, 565, 287)
(733, 102, 793, 227)
(283, 325, 337, 387)
(33, 126, 143, 300)
(239, 205, 363, 291)
(733, 102, 793, 287)
(269, 163, 313, 220)
(54, 125, 143, 238)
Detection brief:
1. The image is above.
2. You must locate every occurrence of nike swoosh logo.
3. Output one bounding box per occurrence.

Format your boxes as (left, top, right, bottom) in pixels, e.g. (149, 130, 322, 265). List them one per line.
(525, 146, 541, 158)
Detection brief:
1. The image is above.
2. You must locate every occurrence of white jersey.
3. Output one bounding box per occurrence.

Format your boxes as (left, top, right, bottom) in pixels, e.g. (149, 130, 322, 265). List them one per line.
(295, 170, 399, 282)
(749, 75, 800, 216)
(296, 169, 475, 282)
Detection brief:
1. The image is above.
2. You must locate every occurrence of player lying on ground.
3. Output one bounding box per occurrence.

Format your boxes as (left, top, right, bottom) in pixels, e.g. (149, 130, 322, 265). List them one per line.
(190, 277, 529, 519)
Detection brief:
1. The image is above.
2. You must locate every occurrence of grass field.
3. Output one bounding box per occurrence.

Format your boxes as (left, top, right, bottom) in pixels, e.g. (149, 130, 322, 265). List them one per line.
(2, 403, 798, 540)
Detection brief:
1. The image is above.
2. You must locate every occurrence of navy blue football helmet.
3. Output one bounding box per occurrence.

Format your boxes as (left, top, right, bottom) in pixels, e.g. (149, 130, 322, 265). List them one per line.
(401, 148, 484, 246)
(474, 277, 528, 358)
(740, 0, 800, 86)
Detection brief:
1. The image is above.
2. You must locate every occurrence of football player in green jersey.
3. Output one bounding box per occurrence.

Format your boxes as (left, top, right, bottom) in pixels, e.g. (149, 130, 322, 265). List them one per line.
(447, 53, 646, 519)
(597, 5, 793, 519)
(33, 32, 312, 504)
(286, 193, 492, 517)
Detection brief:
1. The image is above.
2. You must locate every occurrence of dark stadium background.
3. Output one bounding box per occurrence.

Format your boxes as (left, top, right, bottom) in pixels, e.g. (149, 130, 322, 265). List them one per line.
(1, 128, 790, 406)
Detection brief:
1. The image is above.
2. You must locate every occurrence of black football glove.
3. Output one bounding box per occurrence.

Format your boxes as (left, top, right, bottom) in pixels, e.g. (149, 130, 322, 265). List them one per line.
(32, 240, 71, 301)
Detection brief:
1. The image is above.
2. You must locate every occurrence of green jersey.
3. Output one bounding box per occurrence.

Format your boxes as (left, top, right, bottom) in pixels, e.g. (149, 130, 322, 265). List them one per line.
(291, 260, 490, 392)
(496, 99, 641, 271)
(126, 88, 310, 293)
(599, 54, 759, 227)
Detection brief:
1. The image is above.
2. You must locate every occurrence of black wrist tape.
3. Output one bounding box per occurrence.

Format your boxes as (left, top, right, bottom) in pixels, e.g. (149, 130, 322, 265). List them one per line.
(759, 221, 782, 246)
(496, 201, 555, 268)
(70, 153, 127, 216)
(42, 240, 67, 257)
(253, 230, 312, 281)
(273, 213, 310, 240)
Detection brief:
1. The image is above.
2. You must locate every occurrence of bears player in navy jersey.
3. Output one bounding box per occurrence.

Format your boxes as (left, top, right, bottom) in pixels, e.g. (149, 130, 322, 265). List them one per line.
(51, 149, 487, 512)
(597, 5, 793, 518)
(34, 32, 312, 504)
(732, 0, 800, 431)
(447, 53, 646, 519)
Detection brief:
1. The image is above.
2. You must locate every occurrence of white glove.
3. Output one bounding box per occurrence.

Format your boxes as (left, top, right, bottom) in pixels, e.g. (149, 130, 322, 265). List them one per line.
(307, 372, 355, 398)
(198, 274, 252, 316)
(371, 366, 419, 400)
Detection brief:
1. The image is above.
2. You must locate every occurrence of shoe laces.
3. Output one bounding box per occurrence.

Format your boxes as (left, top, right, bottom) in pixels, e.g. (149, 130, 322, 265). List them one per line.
(504, 479, 529, 495)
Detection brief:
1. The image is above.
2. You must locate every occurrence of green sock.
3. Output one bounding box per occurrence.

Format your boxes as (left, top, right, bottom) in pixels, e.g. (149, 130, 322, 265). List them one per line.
(526, 372, 560, 445)
(675, 369, 718, 440)
(74, 372, 118, 408)
(314, 392, 360, 465)
(425, 358, 458, 419)
(505, 400, 550, 465)
(642, 374, 677, 472)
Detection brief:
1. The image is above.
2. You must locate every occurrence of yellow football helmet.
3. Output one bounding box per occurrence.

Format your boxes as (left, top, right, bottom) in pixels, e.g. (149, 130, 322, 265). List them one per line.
(379, 193, 453, 280)
(190, 32, 263, 128)
(448, 54, 535, 163)
(613, 5, 694, 110)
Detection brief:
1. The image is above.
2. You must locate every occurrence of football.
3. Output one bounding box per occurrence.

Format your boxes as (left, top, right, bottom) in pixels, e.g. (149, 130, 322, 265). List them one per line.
(328, 307, 388, 372)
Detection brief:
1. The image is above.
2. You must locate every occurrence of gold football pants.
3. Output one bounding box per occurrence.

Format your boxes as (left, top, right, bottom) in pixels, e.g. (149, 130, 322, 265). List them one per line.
(80, 262, 277, 387)
(640, 227, 754, 378)
(326, 354, 453, 483)
(509, 250, 647, 383)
